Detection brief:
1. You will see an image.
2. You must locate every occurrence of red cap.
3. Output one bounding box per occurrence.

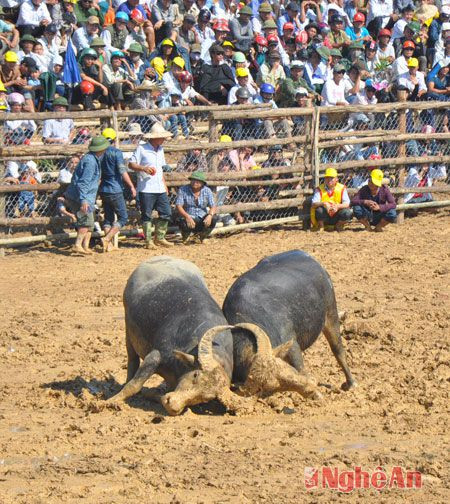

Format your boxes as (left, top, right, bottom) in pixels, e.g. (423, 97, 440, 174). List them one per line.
(378, 28, 391, 38)
(254, 35, 268, 47)
(403, 40, 415, 49)
(295, 30, 308, 44)
(267, 34, 279, 44)
(353, 12, 365, 23)
(212, 19, 230, 32)
(283, 22, 295, 31)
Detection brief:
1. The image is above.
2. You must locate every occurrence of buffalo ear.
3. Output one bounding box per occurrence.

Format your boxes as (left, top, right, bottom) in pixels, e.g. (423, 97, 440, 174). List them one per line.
(173, 350, 196, 368)
(273, 340, 294, 360)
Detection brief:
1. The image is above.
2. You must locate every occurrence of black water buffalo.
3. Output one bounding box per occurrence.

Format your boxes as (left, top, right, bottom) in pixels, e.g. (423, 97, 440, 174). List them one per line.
(109, 256, 243, 415)
(223, 250, 356, 399)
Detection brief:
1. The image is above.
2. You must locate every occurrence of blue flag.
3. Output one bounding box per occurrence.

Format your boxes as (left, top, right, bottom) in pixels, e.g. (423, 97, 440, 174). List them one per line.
(63, 39, 81, 85)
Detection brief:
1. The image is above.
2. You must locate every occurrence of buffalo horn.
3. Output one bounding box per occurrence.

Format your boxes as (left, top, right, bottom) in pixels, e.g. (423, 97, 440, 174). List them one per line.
(198, 325, 233, 371)
(234, 322, 272, 357)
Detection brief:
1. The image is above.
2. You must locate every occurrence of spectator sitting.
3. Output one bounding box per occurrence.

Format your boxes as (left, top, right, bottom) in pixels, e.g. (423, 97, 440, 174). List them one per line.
(351, 168, 397, 232)
(292, 87, 309, 134)
(0, 50, 24, 91)
(177, 69, 211, 106)
(100, 11, 129, 52)
(404, 164, 434, 205)
(4, 92, 36, 144)
(74, 0, 104, 27)
(17, 0, 52, 38)
(167, 91, 190, 138)
(176, 148, 208, 172)
(18, 160, 40, 217)
(42, 96, 75, 143)
(175, 171, 217, 244)
(72, 15, 100, 52)
(103, 50, 136, 110)
(228, 66, 258, 104)
(198, 43, 235, 105)
(256, 50, 286, 87)
(321, 63, 349, 106)
(310, 167, 352, 231)
(57, 155, 80, 186)
(0, 5, 19, 53)
(396, 57, 427, 100)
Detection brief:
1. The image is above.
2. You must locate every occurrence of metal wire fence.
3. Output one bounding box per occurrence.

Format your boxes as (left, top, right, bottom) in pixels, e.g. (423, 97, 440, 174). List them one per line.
(0, 100, 449, 241)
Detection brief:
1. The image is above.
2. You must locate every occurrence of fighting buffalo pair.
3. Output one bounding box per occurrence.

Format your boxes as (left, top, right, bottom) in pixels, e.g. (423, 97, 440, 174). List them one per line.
(108, 251, 356, 415)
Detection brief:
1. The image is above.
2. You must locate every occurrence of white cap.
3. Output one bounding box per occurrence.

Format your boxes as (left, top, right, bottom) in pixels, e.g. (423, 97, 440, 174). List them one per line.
(290, 60, 305, 68)
(442, 6, 450, 15)
(442, 22, 450, 31)
(295, 87, 308, 96)
(24, 160, 38, 171)
(52, 55, 63, 67)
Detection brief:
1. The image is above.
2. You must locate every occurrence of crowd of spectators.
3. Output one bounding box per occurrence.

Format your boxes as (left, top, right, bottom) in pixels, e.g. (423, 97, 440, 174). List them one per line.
(0, 0, 447, 122)
(0, 0, 449, 237)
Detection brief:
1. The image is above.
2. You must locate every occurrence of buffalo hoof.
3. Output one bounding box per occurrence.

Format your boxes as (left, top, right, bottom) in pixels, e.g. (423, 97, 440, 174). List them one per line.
(341, 380, 357, 391)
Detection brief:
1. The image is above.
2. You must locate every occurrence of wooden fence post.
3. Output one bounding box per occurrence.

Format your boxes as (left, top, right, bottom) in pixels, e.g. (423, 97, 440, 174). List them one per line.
(312, 106, 320, 188)
(396, 90, 408, 224)
(208, 112, 219, 172)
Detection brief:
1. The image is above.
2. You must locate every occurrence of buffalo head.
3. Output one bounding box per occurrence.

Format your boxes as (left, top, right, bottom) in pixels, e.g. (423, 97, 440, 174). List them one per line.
(235, 323, 323, 400)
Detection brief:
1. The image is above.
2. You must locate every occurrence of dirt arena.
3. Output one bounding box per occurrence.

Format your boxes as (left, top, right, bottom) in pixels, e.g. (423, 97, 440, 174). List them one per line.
(0, 213, 449, 503)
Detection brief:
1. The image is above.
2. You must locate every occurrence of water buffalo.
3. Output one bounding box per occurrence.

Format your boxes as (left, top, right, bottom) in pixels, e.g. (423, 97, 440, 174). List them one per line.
(223, 250, 356, 399)
(109, 256, 243, 415)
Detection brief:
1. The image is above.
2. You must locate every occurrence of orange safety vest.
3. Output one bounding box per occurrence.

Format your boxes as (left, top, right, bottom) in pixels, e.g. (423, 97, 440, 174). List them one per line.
(310, 182, 345, 228)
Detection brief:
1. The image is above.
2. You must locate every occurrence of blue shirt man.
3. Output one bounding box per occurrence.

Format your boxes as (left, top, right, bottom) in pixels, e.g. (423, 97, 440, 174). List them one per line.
(99, 145, 127, 193)
(64, 136, 109, 255)
(65, 151, 102, 208)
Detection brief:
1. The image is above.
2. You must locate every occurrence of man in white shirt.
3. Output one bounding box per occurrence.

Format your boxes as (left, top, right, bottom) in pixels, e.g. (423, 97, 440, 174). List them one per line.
(367, 0, 393, 35)
(128, 122, 174, 249)
(396, 57, 427, 99)
(321, 64, 348, 106)
(42, 97, 75, 144)
(16, 0, 51, 37)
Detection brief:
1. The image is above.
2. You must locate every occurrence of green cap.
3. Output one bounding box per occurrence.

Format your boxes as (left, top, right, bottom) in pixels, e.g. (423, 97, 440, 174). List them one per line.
(316, 46, 331, 60)
(259, 2, 272, 13)
(128, 42, 143, 54)
(81, 48, 98, 59)
(20, 34, 36, 43)
(240, 5, 253, 16)
(53, 96, 69, 107)
(188, 171, 207, 184)
(330, 48, 342, 57)
(232, 51, 246, 63)
(263, 19, 277, 29)
(88, 136, 110, 152)
(90, 37, 106, 48)
(333, 63, 346, 73)
(406, 21, 421, 33)
(349, 41, 364, 50)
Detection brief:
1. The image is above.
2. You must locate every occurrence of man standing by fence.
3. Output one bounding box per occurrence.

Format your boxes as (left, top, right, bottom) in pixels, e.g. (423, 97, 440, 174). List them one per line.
(65, 136, 110, 255)
(99, 128, 136, 252)
(128, 123, 174, 249)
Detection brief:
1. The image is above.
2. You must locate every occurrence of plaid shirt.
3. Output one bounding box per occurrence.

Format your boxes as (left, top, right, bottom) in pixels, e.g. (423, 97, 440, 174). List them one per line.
(176, 184, 215, 219)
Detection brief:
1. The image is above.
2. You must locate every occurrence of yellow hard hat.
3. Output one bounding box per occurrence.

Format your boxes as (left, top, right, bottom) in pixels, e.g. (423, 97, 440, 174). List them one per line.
(171, 56, 185, 69)
(0, 82, 6, 92)
(222, 40, 234, 48)
(324, 167, 338, 178)
(161, 38, 175, 47)
(219, 134, 232, 142)
(4, 51, 18, 63)
(370, 169, 384, 187)
(151, 56, 165, 79)
(407, 57, 419, 67)
(236, 67, 249, 78)
(102, 127, 117, 140)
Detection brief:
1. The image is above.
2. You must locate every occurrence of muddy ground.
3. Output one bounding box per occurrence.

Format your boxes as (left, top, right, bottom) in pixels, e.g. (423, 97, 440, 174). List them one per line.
(0, 213, 449, 503)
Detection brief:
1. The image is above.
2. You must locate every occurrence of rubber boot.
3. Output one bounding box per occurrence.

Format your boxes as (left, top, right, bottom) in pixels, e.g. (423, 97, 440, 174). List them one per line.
(154, 219, 173, 247)
(143, 221, 157, 250)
